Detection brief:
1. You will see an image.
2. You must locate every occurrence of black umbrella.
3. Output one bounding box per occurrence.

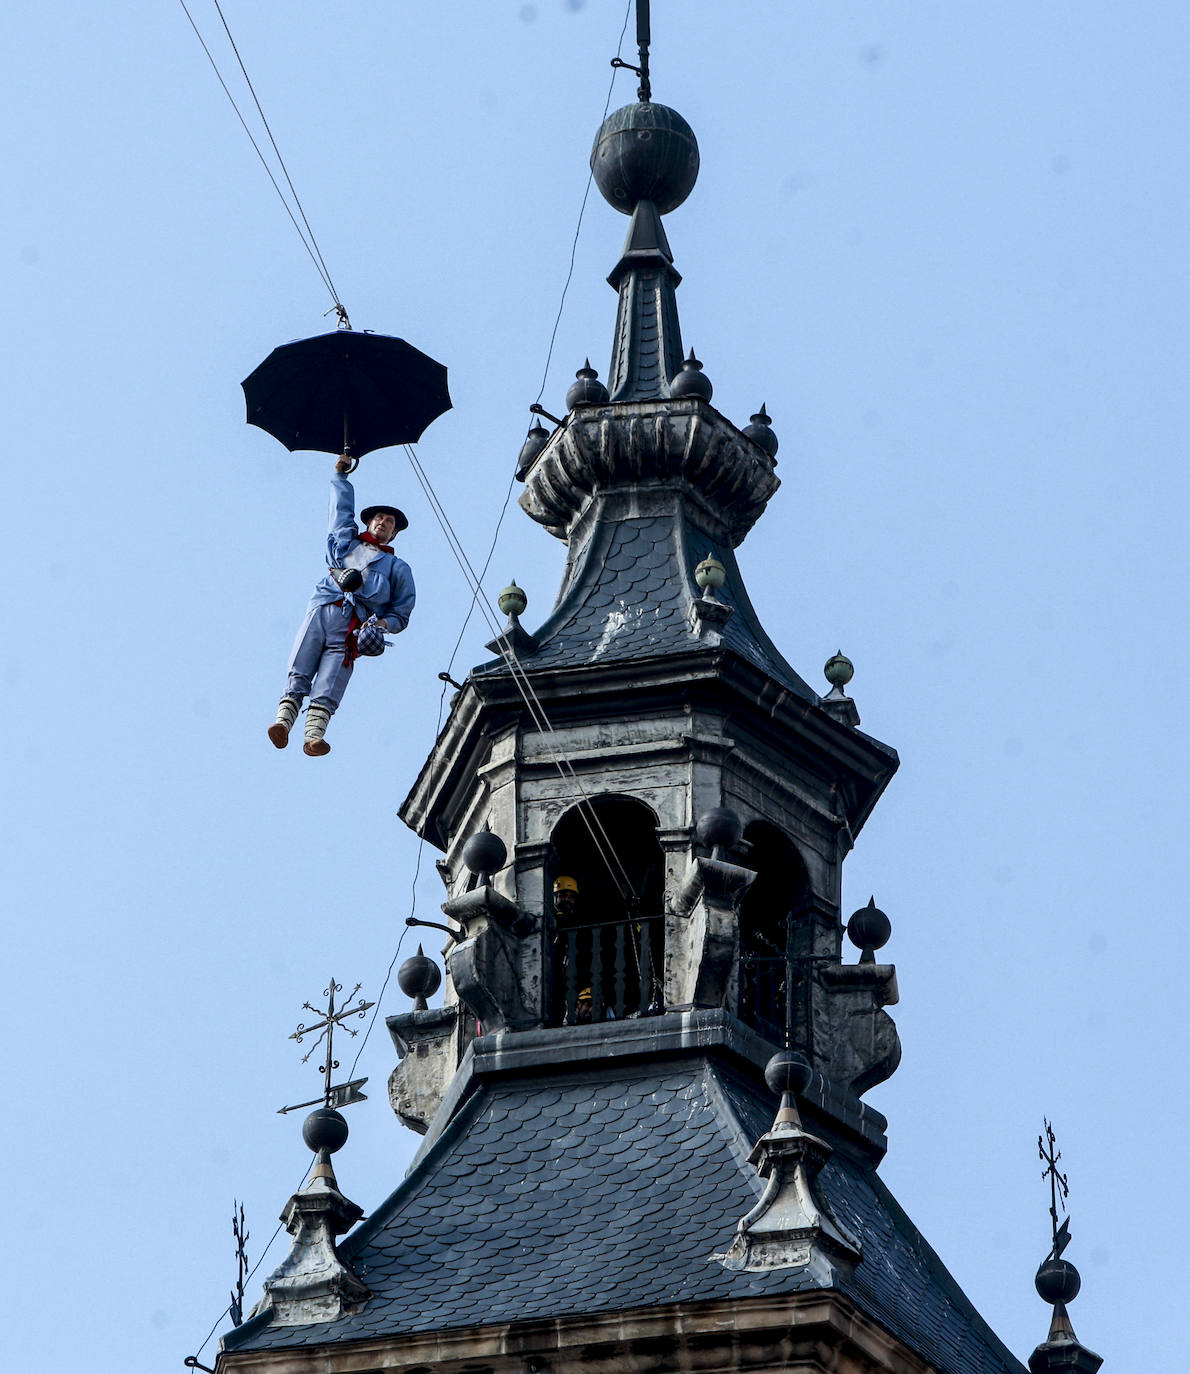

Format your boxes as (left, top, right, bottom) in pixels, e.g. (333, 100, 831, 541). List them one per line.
(242, 329, 451, 461)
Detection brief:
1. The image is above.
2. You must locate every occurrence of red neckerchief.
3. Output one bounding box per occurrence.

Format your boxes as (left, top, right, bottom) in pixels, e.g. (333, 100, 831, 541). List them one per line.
(359, 531, 394, 555)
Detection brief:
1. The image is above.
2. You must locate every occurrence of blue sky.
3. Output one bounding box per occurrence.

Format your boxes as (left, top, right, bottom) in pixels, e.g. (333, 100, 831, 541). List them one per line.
(5, 3, 1187, 1368)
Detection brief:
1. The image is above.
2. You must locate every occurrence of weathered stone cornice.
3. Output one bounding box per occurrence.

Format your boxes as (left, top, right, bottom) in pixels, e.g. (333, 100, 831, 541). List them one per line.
(519, 398, 779, 546)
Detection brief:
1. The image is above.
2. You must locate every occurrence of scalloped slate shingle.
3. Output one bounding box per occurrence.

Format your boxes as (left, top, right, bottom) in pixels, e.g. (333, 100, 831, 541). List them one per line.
(225, 1058, 1025, 1374)
(473, 511, 818, 705)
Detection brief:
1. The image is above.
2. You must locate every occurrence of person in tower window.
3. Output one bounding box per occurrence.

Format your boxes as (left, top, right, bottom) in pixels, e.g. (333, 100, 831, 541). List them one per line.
(267, 455, 415, 756)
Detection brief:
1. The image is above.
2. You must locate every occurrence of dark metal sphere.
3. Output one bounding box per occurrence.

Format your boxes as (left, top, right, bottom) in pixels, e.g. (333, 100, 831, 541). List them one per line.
(516, 420, 549, 479)
(462, 830, 507, 877)
(590, 102, 700, 216)
(302, 1106, 349, 1155)
(669, 350, 713, 401)
(765, 1049, 813, 1097)
(847, 896, 891, 952)
(566, 361, 609, 409)
(1035, 1257, 1081, 1305)
(397, 947, 442, 1002)
(743, 405, 779, 458)
(695, 807, 742, 851)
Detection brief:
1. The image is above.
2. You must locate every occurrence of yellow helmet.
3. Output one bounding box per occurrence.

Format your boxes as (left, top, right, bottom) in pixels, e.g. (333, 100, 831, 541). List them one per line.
(553, 875, 579, 894)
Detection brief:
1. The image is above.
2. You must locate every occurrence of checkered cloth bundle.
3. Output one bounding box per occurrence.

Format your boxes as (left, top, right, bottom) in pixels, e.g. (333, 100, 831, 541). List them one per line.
(357, 618, 388, 657)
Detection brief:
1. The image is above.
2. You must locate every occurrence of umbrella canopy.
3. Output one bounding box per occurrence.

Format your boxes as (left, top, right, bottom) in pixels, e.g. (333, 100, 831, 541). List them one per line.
(242, 330, 451, 459)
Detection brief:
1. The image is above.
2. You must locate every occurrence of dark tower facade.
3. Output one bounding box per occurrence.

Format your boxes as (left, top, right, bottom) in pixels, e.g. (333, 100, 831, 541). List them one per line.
(216, 81, 1075, 1374)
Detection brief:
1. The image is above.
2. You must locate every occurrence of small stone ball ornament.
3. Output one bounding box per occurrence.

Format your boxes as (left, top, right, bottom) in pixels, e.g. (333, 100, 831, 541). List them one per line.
(462, 830, 507, 878)
(824, 651, 854, 690)
(590, 101, 700, 215)
(742, 404, 779, 458)
(498, 581, 528, 618)
(847, 896, 892, 955)
(669, 350, 713, 400)
(695, 554, 726, 594)
(696, 807, 742, 852)
(764, 1049, 813, 1097)
(565, 360, 609, 409)
(398, 945, 442, 1010)
(1035, 1257, 1081, 1305)
(302, 1106, 349, 1155)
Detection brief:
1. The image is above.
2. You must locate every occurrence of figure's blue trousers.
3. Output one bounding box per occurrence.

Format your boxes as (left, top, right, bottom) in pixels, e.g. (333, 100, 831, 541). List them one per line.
(284, 603, 355, 712)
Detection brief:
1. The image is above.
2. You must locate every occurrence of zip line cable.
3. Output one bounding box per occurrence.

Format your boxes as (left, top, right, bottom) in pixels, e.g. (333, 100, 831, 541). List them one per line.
(177, 0, 345, 317)
(403, 443, 637, 903)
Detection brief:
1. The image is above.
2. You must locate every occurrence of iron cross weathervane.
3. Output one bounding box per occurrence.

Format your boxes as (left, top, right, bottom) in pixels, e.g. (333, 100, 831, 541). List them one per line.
(277, 976, 375, 1115)
(1038, 1116, 1072, 1259)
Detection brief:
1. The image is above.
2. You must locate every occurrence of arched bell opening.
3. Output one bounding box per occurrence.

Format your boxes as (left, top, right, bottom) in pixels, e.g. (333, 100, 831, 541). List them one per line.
(737, 820, 813, 1047)
(546, 795, 665, 1026)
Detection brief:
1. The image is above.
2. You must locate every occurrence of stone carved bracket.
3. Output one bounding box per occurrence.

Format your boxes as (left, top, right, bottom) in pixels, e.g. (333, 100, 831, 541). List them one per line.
(669, 857, 756, 1009)
(817, 963, 901, 1096)
(443, 887, 537, 1032)
(387, 1005, 459, 1136)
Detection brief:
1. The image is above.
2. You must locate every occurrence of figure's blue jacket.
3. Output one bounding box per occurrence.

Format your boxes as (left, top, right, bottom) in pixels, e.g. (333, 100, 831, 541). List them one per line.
(307, 474, 415, 632)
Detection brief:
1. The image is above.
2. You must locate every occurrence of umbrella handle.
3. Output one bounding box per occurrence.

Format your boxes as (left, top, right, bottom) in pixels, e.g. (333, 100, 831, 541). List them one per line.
(339, 453, 359, 474)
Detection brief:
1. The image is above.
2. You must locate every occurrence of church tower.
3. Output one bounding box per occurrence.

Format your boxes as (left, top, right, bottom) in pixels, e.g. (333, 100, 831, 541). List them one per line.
(215, 33, 1096, 1374)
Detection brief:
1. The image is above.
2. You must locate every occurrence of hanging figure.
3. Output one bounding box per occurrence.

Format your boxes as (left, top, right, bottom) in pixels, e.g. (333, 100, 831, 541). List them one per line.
(268, 456, 415, 755)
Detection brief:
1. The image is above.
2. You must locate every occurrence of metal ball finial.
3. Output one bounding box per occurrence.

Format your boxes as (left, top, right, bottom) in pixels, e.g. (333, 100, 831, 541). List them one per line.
(498, 581, 527, 618)
(847, 896, 891, 961)
(694, 554, 726, 595)
(1035, 1257, 1081, 1306)
(764, 1049, 813, 1098)
(516, 419, 549, 480)
(398, 945, 442, 1011)
(824, 651, 854, 690)
(590, 102, 700, 216)
(302, 1106, 349, 1155)
(695, 807, 742, 852)
(566, 360, 609, 409)
(743, 404, 779, 458)
(669, 349, 713, 400)
(462, 830, 507, 880)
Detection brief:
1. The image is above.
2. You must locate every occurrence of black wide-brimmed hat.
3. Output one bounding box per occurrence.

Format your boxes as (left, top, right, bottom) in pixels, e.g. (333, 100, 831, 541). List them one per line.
(360, 504, 408, 533)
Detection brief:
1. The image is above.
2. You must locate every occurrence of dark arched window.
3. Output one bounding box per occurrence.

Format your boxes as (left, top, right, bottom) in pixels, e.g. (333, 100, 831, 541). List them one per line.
(547, 796, 665, 1025)
(737, 821, 812, 1045)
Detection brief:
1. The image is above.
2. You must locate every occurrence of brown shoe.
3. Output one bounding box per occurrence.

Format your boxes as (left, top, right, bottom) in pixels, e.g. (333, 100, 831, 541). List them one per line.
(268, 697, 300, 749)
(303, 704, 332, 756)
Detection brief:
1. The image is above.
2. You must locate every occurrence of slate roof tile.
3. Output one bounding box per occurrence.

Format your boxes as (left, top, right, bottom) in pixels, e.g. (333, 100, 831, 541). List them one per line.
(226, 1059, 1025, 1374)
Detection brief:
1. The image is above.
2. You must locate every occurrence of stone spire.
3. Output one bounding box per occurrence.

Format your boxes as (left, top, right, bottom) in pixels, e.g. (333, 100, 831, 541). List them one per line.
(716, 1050, 861, 1282)
(256, 1108, 368, 1327)
(590, 101, 698, 401)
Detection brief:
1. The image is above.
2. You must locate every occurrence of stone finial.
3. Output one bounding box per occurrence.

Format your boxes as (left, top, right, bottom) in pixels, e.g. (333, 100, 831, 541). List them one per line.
(258, 1109, 368, 1327)
(715, 1051, 861, 1279)
(820, 650, 860, 727)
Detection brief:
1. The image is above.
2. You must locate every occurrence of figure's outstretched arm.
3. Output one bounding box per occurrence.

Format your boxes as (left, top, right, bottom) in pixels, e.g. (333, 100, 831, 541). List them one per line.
(328, 458, 359, 564)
